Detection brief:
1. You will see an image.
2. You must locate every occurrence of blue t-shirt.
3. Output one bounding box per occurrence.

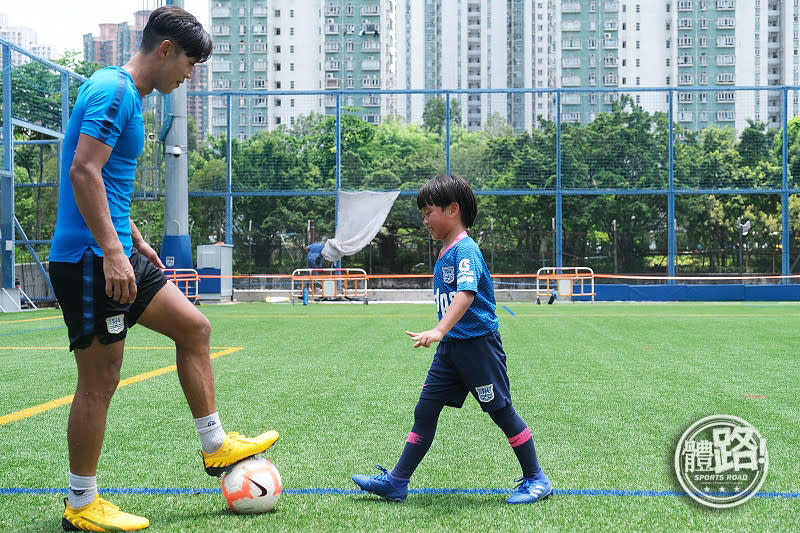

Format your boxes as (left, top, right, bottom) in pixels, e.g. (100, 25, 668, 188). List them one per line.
(50, 67, 144, 262)
(433, 235, 498, 340)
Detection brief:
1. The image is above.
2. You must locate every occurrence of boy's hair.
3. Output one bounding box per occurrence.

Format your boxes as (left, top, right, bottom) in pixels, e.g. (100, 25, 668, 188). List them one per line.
(417, 174, 478, 228)
(140, 6, 213, 63)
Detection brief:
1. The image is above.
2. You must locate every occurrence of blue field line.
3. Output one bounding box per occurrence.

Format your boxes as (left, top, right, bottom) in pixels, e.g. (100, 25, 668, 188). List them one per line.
(0, 326, 65, 336)
(502, 305, 516, 316)
(2, 487, 799, 498)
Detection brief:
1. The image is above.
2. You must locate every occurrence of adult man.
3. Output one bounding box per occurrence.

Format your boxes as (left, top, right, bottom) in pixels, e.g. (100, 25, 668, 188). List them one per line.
(49, 7, 278, 531)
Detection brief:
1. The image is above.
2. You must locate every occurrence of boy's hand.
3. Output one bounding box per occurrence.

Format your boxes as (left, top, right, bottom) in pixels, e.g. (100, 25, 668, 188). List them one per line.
(406, 329, 443, 348)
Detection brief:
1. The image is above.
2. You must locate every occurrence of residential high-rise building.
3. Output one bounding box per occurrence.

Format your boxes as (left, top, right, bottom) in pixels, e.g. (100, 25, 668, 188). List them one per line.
(83, 11, 150, 68)
(558, 0, 800, 132)
(187, 62, 210, 142)
(394, 1, 555, 132)
(0, 12, 56, 66)
(321, 1, 396, 124)
(210, 0, 322, 139)
(204, 1, 800, 138)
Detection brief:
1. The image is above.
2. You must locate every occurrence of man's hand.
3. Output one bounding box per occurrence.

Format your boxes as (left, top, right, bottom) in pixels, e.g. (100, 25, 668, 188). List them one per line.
(136, 241, 165, 269)
(104, 250, 136, 303)
(406, 328, 444, 348)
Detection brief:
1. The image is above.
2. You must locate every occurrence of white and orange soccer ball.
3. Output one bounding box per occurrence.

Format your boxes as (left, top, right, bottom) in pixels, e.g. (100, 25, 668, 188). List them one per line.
(221, 456, 282, 513)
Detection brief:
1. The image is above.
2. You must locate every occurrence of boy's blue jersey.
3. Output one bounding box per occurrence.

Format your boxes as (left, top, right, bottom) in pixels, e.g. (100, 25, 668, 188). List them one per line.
(433, 235, 498, 340)
(50, 67, 144, 262)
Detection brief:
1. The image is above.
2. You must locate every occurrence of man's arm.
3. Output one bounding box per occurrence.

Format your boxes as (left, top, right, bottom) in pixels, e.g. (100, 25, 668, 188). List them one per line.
(70, 133, 136, 303)
(130, 219, 165, 269)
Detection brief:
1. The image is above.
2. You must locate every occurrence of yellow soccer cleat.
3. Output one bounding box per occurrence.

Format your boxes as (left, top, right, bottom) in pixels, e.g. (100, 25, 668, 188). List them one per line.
(62, 496, 149, 532)
(201, 430, 279, 476)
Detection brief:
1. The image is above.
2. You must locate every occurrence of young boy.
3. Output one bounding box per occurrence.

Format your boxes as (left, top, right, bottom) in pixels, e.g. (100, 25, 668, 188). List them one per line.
(352, 174, 551, 504)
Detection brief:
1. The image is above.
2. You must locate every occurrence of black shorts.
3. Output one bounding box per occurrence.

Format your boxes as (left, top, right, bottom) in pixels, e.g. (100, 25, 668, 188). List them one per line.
(419, 330, 512, 412)
(50, 248, 168, 351)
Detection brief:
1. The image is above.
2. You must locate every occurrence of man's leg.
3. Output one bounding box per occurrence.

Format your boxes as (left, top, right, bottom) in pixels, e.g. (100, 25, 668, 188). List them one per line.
(136, 280, 215, 418)
(62, 337, 149, 533)
(136, 280, 278, 476)
(68, 337, 124, 477)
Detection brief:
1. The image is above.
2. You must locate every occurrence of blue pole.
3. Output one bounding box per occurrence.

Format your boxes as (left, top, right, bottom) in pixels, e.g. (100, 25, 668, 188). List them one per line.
(225, 94, 233, 244)
(2, 44, 14, 289)
(335, 92, 341, 269)
(445, 92, 451, 174)
(782, 87, 790, 284)
(555, 90, 562, 268)
(667, 88, 676, 282)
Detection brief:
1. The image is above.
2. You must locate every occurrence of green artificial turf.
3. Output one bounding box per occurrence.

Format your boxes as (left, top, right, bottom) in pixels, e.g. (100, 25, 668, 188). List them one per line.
(0, 301, 797, 532)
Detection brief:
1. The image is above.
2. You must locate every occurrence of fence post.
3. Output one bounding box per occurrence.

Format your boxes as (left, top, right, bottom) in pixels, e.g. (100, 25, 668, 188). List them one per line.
(555, 90, 562, 268)
(445, 91, 451, 174)
(1, 44, 14, 289)
(335, 92, 342, 269)
(667, 88, 676, 282)
(782, 86, 790, 284)
(225, 93, 233, 244)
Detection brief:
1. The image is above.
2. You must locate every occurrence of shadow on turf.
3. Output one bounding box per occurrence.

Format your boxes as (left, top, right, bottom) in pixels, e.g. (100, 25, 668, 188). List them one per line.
(352, 493, 518, 508)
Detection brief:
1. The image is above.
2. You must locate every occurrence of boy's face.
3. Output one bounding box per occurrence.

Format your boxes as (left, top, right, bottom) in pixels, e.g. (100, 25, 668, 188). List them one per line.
(421, 202, 460, 240)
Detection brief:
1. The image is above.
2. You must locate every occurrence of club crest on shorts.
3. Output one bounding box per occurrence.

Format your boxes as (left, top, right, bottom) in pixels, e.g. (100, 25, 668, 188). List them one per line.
(442, 266, 455, 284)
(105, 314, 125, 334)
(476, 384, 495, 403)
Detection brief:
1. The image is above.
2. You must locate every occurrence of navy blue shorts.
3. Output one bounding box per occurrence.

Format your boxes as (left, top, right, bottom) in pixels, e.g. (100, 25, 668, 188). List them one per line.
(419, 330, 512, 412)
(50, 248, 168, 351)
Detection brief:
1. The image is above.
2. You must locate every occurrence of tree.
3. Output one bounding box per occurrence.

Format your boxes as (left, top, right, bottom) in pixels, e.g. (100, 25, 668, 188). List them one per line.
(422, 97, 462, 137)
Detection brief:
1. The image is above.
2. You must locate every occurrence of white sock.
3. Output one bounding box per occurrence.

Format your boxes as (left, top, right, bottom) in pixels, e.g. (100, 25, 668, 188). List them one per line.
(195, 412, 226, 453)
(67, 472, 97, 509)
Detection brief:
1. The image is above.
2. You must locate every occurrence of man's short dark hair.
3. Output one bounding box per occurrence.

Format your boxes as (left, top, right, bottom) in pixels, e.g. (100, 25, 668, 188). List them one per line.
(140, 6, 212, 63)
(417, 174, 478, 228)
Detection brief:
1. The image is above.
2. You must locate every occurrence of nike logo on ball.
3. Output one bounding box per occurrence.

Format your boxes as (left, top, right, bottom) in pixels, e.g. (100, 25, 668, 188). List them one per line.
(244, 475, 269, 497)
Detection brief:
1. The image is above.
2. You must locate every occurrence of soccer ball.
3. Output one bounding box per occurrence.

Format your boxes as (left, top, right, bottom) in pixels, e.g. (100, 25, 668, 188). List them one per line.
(221, 456, 282, 513)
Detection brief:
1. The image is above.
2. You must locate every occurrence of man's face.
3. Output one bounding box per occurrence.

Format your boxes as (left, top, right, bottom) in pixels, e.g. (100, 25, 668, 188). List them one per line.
(158, 41, 197, 94)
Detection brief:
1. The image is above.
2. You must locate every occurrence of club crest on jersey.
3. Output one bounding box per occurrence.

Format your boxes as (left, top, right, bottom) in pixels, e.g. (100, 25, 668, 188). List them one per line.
(105, 314, 124, 334)
(476, 384, 495, 403)
(442, 266, 455, 284)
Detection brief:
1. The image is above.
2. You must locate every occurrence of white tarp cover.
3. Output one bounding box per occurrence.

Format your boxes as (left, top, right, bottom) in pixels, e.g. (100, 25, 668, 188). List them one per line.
(322, 190, 400, 262)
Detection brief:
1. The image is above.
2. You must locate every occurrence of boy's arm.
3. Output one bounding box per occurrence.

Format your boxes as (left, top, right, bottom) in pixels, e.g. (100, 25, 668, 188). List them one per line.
(406, 290, 475, 348)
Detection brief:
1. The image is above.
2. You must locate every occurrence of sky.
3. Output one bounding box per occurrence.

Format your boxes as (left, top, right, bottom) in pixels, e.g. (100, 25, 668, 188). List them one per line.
(1, 0, 209, 58)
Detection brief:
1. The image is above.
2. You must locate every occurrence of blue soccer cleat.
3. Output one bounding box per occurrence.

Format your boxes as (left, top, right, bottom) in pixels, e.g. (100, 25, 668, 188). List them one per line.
(506, 472, 553, 504)
(352, 465, 408, 502)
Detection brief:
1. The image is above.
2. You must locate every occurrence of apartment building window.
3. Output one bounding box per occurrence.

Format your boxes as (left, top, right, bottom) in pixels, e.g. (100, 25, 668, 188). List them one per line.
(274, 9, 280, 17)
(290, 63, 295, 71)
(275, 27, 281, 35)
(290, 27, 294, 36)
